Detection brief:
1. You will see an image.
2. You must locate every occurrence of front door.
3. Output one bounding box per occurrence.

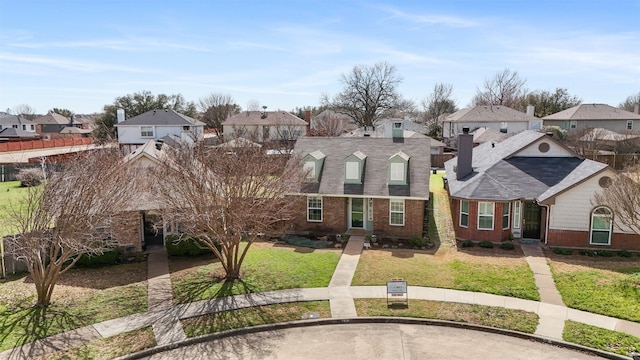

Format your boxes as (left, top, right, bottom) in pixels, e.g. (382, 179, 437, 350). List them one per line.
(350, 198, 365, 229)
(522, 202, 541, 239)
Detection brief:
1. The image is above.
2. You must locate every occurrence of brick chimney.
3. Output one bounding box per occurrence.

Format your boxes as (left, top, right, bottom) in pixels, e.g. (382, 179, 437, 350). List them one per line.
(456, 127, 473, 180)
(304, 109, 311, 133)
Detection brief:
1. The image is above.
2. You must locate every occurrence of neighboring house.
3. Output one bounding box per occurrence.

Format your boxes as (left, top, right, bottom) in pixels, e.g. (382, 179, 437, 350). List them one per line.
(342, 118, 446, 155)
(287, 134, 431, 239)
(223, 110, 308, 143)
(0, 127, 40, 140)
(33, 112, 81, 134)
(311, 110, 358, 135)
(60, 126, 93, 137)
(443, 105, 542, 140)
(445, 128, 639, 250)
(114, 109, 205, 155)
(0, 114, 37, 134)
(543, 103, 640, 134)
(471, 127, 509, 146)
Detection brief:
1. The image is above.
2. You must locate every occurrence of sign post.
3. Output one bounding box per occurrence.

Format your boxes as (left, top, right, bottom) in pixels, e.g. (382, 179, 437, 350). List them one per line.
(386, 278, 408, 307)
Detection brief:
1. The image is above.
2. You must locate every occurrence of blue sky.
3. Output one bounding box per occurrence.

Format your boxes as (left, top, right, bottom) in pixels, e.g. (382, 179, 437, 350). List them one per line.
(1, 0, 639, 115)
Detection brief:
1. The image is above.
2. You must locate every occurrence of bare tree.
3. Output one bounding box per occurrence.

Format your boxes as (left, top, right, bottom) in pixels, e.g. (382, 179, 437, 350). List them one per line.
(310, 112, 347, 137)
(595, 166, 640, 236)
(618, 91, 640, 113)
(321, 62, 405, 127)
(421, 83, 458, 139)
(246, 99, 261, 111)
(12, 104, 37, 120)
(198, 93, 241, 136)
(472, 68, 527, 108)
(155, 143, 303, 280)
(514, 88, 581, 117)
(4, 150, 135, 307)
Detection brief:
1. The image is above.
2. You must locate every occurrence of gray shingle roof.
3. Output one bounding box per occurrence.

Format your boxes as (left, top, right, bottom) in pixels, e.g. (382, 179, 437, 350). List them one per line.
(224, 111, 307, 126)
(0, 128, 39, 138)
(291, 137, 431, 199)
(543, 103, 640, 120)
(445, 130, 609, 201)
(115, 109, 205, 127)
(0, 115, 36, 126)
(446, 105, 538, 123)
(33, 112, 69, 125)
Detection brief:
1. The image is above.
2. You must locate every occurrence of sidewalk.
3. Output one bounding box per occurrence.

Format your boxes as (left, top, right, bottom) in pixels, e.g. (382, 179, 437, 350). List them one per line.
(2, 238, 639, 359)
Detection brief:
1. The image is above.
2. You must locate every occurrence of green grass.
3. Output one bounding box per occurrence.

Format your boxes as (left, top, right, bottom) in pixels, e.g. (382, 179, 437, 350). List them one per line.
(551, 265, 640, 322)
(355, 299, 538, 333)
(0, 181, 30, 237)
(563, 320, 640, 356)
(0, 263, 148, 352)
(182, 301, 331, 337)
(171, 243, 341, 304)
(429, 172, 445, 190)
(353, 253, 540, 301)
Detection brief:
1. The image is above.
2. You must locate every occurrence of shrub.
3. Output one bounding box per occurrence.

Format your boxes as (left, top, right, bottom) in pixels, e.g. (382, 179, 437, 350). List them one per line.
(597, 250, 615, 257)
(165, 234, 212, 256)
(75, 250, 119, 267)
(282, 235, 329, 249)
(461, 240, 474, 248)
(500, 242, 515, 250)
(16, 168, 43, 187)
(553, 247, 573, 255)
(617, 250, 632, 258)
(478, 241, 494, 248)
(409, 236, 426, 248)
(579, 249, 597, 257)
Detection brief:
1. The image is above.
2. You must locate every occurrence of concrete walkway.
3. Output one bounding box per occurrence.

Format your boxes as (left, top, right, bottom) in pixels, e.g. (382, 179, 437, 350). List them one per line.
(2, 238, 640, 360)
(328, 235, 364, 318)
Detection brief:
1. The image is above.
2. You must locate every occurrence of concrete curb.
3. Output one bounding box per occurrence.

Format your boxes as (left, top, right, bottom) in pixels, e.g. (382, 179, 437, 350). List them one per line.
(115, 317, 631, 360)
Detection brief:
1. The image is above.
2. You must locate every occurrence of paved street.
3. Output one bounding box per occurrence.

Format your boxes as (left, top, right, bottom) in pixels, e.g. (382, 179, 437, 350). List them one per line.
(139, 323, 602, 360)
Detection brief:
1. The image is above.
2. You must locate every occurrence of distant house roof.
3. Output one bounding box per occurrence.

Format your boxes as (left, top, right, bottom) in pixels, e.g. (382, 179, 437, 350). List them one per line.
(472, 127, 509, 144)
(60, 126, 92, 134)
(33, 112, 70, 125)
(445, 130, 608, 202)
(216, 137, 262, 148)
(115, 109, 205, 127)
(223, 111, 307, 126)
(123, 140, 164, 165)
(543, 104, 640, 120)
(579, 128, 640, 142)
(290, 137, 431, 199)
(0, 114, 36, 127)
(0, 128, 40, 138)
(446, 105, 538, 123)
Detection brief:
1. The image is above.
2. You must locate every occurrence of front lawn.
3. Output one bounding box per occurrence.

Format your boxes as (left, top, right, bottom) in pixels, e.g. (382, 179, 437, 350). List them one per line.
(0, 181, 30, 237)
(550, 260, 640, 322)
(352, 250, 540, 300)
(0, 263, 147, 352)
(355, 299, 538, 333)
(170, 242, 341, 304)
(563, 320, 640, 356)
(182, 301, 331, 337)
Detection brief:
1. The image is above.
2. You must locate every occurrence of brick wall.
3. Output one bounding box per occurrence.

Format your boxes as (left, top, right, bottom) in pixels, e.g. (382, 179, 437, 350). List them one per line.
(288, 195, 424, 238)
(111, 211, 143, 251)
(547, 229, 640, 251)
(451, 198, 512, 242)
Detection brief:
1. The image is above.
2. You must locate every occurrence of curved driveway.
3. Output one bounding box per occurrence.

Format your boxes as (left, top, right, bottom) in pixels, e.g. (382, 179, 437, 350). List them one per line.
(139, 323, 602, 360)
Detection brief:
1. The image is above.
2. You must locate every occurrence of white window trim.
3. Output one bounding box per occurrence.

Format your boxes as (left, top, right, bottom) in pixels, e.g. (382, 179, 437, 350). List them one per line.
(502, 203, 510, 230)
(589, 206, 612, 246)
(477, 201, 495, 230)
(512, 201, 521, 229)
(627, 120, 633, 130)
(367, 198, 374, 222)
(307, 196, 322, 222)
(569, 120, 577, 129)
(389, 199, 405, 226)
(140, 126, 154, 138)
(460, 200, 469, 228)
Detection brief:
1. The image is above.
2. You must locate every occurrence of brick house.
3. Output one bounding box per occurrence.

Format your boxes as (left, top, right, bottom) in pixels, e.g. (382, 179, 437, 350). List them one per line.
(287, 133, 431, 239)
(445, 128, 640, 250)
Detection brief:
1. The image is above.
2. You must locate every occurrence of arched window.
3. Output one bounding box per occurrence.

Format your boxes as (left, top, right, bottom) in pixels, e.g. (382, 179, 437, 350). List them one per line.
(590, 206, 612, 245)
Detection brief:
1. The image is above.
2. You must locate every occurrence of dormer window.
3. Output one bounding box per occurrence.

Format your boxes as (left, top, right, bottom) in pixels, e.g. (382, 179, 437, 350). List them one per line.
(388, 151, 409, 185)
(344, 151, 366, 184)
(302, 150, 325, 182)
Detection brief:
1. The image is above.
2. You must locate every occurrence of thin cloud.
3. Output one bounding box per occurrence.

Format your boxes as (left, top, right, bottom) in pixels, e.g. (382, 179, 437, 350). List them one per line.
(376, 5, 478, 27)
(8, 38, 210, 52)
(0, 53, 151, 73)
(229, 41, 286, 52)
